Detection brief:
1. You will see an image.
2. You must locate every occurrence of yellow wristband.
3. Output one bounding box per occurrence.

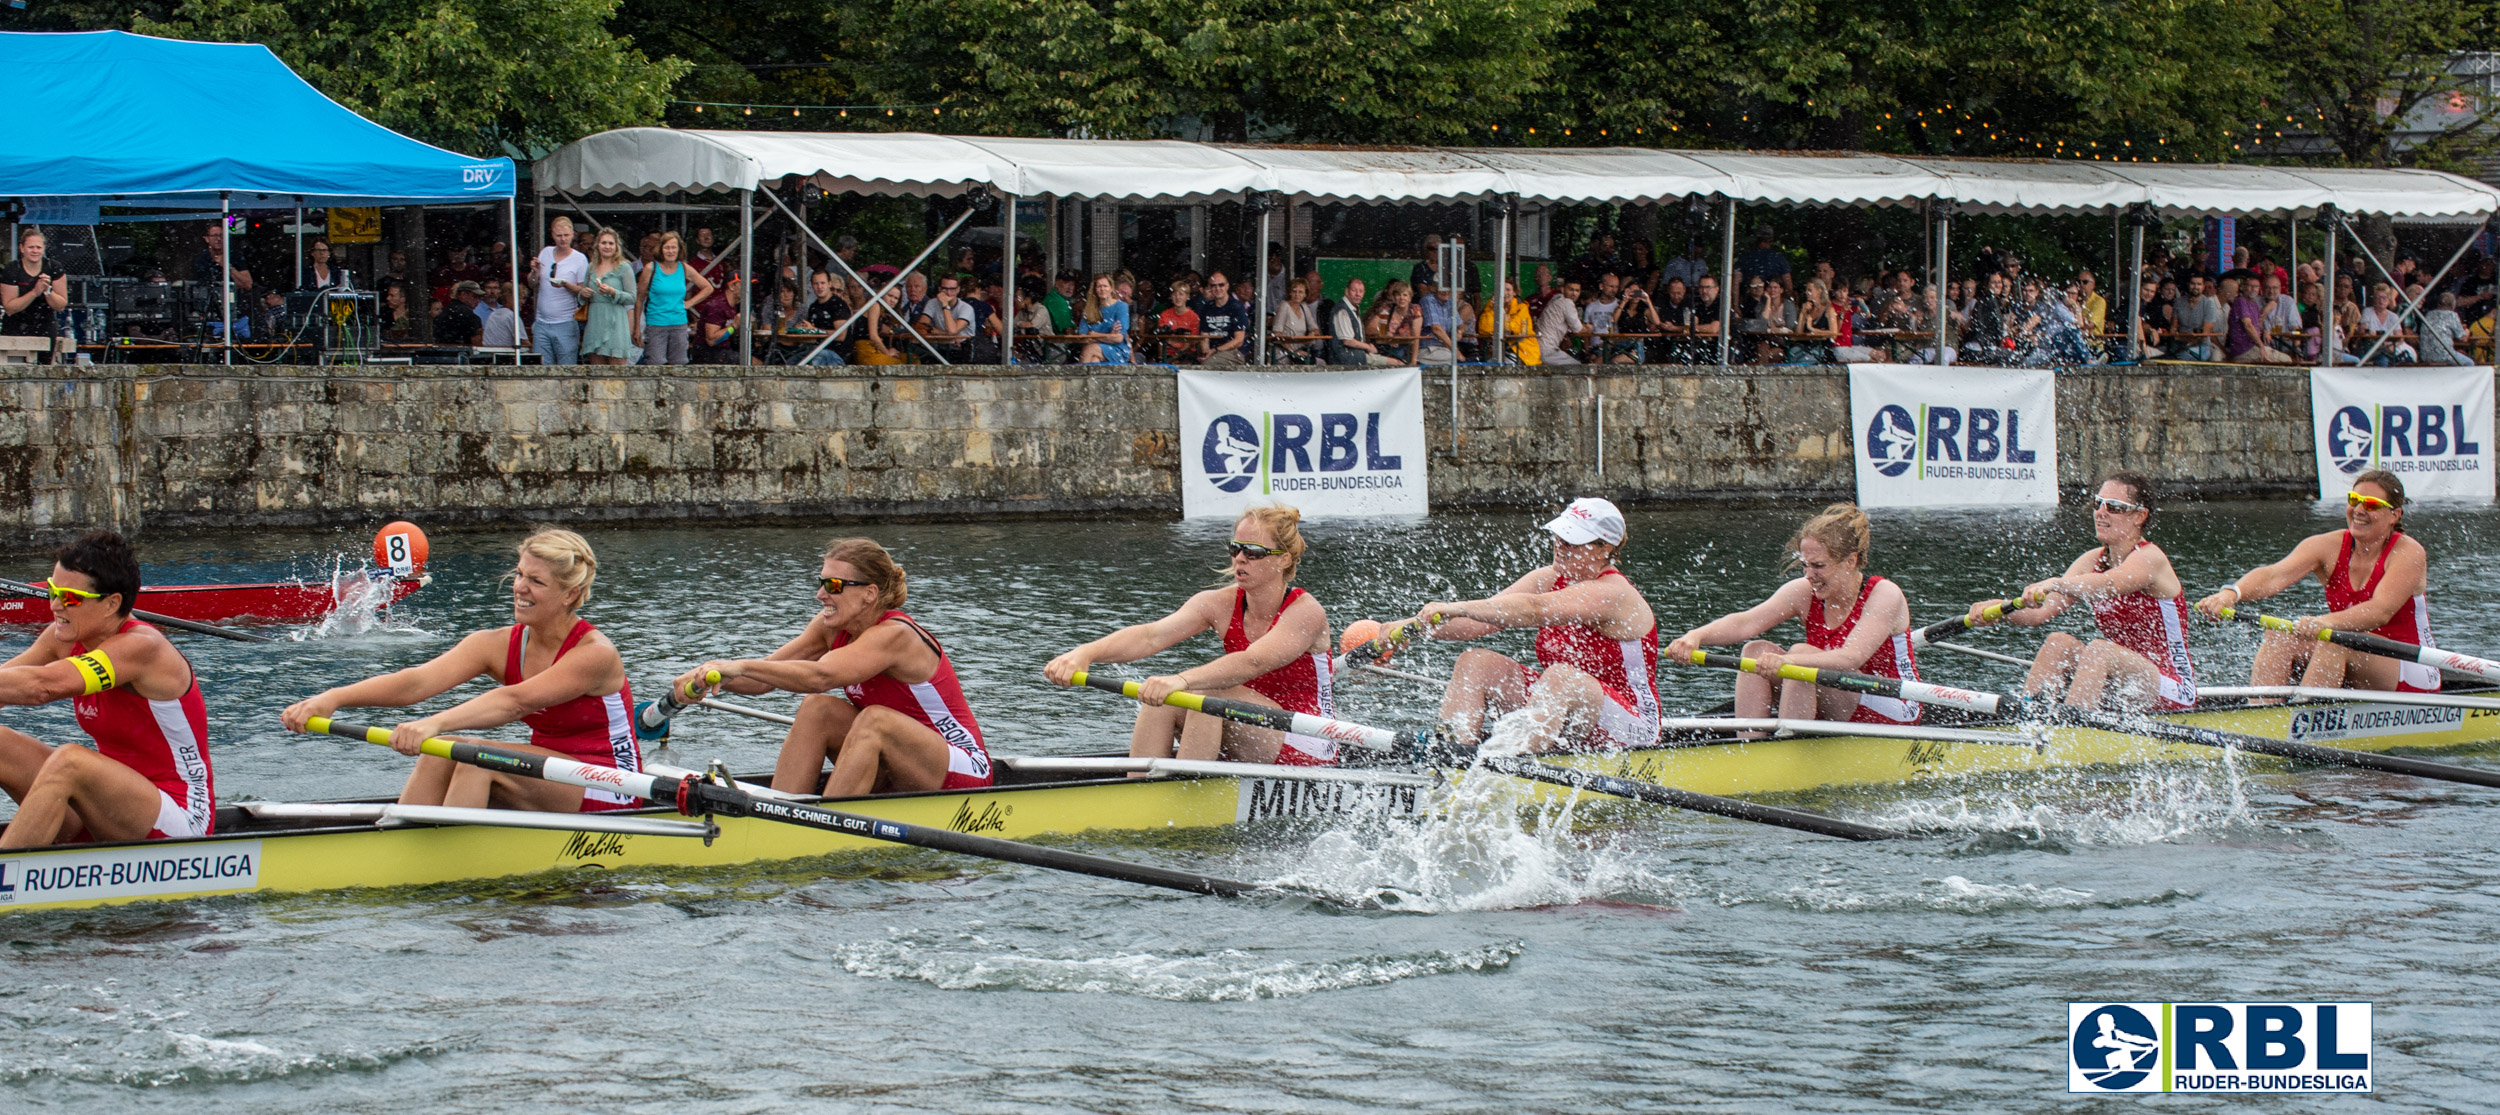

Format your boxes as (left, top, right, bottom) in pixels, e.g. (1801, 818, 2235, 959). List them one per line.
(70, 651, 116, 695)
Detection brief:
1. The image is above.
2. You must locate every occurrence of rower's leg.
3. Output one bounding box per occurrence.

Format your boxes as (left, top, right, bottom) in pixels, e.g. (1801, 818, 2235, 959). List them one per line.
(397, 753, 458, 806)
(2248, 628, 2312, 695)
(1440, 649, 1530, 746)
(0, 724, 59, 805)
(2027, 632, 2086, 698)
(431, 739, 593, 812)
(1185, 686, 1289, 764)
(2309, 641, 2404, 691)
(821, 706, 953, 797)
(0, 743, 167, 848)
(773, 695, 860, 795)
(1810, 684, 1865, 723)
(1733, 640, 1783, 735)
(1514, 665, 1605, 753)
(1127, 702, 1187, 760)
(2068, 639, 2163, 709)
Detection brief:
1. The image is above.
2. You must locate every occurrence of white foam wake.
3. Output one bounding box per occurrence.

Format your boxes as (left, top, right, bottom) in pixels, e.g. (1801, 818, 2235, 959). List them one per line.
(831, 932, 1522, 1000)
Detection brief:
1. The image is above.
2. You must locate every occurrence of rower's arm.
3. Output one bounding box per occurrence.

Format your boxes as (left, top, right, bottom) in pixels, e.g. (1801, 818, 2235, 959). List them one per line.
(1044, 592, 1219, 683)
(0, 628, 83, 705)
(281, 629, 500, 728)
(2324, 535, 2428, 633)
(1167, 593, 1326, 692)
(2215, 533, 2336, 607)
(730, 623, 930, 693)
(1998, 551, 2111, 625)
(1421, 568, 1554, 641)
(1674, 580, 1809, 651)
(1780, 580, 1908, 672)
(1439, 577, 1633, 633)
(413, 637, 627, 735)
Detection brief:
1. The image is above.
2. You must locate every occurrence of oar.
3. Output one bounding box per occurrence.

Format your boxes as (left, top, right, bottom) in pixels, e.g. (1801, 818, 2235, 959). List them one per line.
(0, 577, 274, 643)
(300, 716, 1272, 898)
(1682, 650, 2500, 790)
(1908, 594, 2027, 648)
(632, 669, 723, 741)
(1068, 669, 1424, 754)
(1059, 671, 1902, 840)
(2216, 607, 2500, 685)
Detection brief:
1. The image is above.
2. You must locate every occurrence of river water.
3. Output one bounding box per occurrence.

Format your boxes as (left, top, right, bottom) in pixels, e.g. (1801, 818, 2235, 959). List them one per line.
(5, 501, 2499, 1112)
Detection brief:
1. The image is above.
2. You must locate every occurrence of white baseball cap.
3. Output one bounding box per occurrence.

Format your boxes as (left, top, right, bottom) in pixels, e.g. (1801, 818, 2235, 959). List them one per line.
(1543, 497, 1626, 546)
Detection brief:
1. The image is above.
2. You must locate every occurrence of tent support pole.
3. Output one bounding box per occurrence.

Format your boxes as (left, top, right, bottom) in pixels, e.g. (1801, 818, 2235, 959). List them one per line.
(2125, 210, 2146, 363)
(1493, 197, 1513, 368)
(508, 198, 522, 364)
(762, 189, 973, 366)
(220, 192, 232, 366)
(1253, 198, 1271, 366)
(294, 201, 304, 288)
(739, 188, 754, 367)
(1936, 206, 1955, 360)
(2349, 215, 2479, 367)
(1002, 191, 1018, 366)
(2322, 207, 2339, 366)
(2110, 211, 2120, 301)
(1717, 198, 1735, 367)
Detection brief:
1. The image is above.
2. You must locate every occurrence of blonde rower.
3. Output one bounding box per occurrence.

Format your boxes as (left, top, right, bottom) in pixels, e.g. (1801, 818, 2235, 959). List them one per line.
(1667, 503, 1923, 728)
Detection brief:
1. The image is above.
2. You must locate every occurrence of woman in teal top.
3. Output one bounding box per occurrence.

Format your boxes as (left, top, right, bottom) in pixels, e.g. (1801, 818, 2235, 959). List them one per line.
(581, 228, 638, 365)
(638, 231, 713, 366)
(1078, 273, 1131, 364)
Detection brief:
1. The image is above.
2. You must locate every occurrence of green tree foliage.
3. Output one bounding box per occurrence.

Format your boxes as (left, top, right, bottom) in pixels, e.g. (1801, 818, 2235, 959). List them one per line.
(2266, 0, 2500, 170)
(20, 0, 684, 156)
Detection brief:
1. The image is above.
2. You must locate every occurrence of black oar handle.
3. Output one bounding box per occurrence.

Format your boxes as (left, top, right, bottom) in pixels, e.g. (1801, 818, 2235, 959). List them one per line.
(1476, 754, 1901, 841)
(0, 577, 275, 643)
(1076, 670, 1302, 736)
(1687, 650, 1903, 701)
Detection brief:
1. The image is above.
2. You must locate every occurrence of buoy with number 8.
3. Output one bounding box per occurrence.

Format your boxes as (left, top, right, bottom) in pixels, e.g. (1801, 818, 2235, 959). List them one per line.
(372, 521, 429, 577)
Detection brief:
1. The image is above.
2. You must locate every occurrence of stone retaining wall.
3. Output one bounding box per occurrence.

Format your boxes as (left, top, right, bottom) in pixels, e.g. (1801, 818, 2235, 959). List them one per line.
(0, 362, 2342, 544)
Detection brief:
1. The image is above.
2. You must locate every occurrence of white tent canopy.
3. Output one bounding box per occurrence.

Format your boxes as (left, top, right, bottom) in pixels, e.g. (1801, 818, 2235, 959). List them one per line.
(536, 128, 2500, 219)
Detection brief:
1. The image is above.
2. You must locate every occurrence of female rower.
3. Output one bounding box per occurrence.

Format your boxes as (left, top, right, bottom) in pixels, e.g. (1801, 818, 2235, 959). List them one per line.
(1043, 506, 1338, 766)
(1665, 503, 1921, 729)
(1963, 471, 2197, 710)
(281, 528, 641, 812)
(677, 538, 992, 796)
(1395, 497, 1659, 753)
(2193, 469, 2436, 692)
(0, 530, 214, 848)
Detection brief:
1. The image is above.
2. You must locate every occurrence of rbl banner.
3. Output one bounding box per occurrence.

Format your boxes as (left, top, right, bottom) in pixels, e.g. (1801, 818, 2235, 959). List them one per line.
(1848, 364, 2059, 508)
(1176, 368, 1429, 519)
(2309, 366, 2494, 502)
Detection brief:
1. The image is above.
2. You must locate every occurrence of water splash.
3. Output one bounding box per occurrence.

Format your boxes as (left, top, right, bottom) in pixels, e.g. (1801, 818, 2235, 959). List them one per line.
(1867, 750, 2256, 849)
(291, 557, 424, 641)
(830, 929, 1521, 1000)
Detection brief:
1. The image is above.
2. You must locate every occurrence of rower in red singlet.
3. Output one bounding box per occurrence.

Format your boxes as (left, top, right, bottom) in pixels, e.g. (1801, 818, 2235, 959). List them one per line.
(681, 537, 993, 795)
(0, 530, 215, 848)
(1669, 503, 1922, 730)
(1387, 497, 1660, 753)
(283, 528, 642, 812)
(1965, 471, 2199, 711)
(2196, 469, 2437, 693)
(1045, 505, 1338, 765)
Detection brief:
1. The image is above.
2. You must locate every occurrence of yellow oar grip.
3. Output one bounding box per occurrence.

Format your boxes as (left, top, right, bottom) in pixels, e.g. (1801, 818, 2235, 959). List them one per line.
(678, 669, 724, 701)
(1981, 603, 2007, 622)
(304, 715, 455, 759)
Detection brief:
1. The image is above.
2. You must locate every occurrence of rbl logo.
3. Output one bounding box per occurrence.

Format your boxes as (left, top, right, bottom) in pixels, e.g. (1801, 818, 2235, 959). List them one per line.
(1865, 404, 2039, 478)
(1201, 412, 1404, 494)
(2326, 404, 2481, 474)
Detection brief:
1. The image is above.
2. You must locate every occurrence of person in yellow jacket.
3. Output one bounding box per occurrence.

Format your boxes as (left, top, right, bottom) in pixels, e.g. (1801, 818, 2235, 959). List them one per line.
(1477, 278, 1540, 365)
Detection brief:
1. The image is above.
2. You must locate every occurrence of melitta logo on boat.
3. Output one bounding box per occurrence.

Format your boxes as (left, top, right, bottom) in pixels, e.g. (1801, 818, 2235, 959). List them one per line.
(2070, 1002, 2372, 1093)
(2286, 703, 2466, 742)
(1862, 403, 2040, 480)
(1200, 411, 1406, 495)
(2324, 405, 2483, 475)
(1235, 779, 1420, 823)
(0, 840, 262, 906)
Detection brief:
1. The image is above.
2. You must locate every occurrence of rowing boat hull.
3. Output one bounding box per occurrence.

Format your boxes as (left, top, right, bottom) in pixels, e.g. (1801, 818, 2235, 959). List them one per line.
(1552, 700, 2500, 798)
(0, 770, 1422, 915)
(0, 577, 422, 626)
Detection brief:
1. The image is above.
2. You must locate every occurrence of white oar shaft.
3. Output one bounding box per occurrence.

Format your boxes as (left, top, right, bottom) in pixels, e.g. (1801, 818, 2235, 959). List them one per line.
(700, 698, 797, 726)
(1887, 676, 2002, 714)
(1926, 640, 2033, 668)
(1662, 717, 2040, 746)
(2416, 645, 2500, 683)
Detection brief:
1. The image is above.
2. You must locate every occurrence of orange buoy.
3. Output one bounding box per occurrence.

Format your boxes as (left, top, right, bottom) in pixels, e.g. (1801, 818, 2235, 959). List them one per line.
(1338, 618, 1391, 664)
(373, 521, 430, 576)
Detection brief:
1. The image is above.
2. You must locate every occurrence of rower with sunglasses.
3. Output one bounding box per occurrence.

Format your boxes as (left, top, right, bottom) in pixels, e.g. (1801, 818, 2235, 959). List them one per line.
(1394, 497, 1661, 753)
(675, 538, 992, 796)
(2195, 470, 2439, 694)
(0, 530, 215, 848)
(1043, 506, 1340, 766)
(1963, 471, 2199, 711)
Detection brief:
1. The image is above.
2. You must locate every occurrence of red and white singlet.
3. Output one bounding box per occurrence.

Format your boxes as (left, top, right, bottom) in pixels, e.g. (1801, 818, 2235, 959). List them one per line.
(505, 621, 641, 812)
(2325, 530, 2438, 692)
(71, 619, 214, 838)
(1804, 574, 1922, 724)
(1224, 587, 1338, 766)
(2083, 542, 2199, 710)
(1524, 569, 1662, 749)
(834, 611, 992, 788)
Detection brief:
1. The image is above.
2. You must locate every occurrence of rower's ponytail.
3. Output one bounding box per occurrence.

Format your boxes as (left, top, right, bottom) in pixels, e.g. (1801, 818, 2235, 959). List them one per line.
(825, 537, 907, 609)
(1786, 502, 1871, 572)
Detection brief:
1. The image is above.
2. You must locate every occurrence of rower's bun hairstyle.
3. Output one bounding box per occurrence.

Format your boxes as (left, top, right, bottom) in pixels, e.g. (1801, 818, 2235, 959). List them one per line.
(2101, 469, 2157, 520)
(1234, 503, 1307, 582)
(825, 537, 906, 608)
(54, 528, 140, 617)
(2354, 469, 2407, 508)
(513, 527, 598, 607)
(1786, 503, 1871, 572)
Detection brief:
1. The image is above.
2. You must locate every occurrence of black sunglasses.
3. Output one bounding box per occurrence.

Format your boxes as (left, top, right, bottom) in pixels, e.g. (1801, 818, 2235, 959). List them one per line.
(819, 576, 877, 595)
(1227, 541, 1285, 560)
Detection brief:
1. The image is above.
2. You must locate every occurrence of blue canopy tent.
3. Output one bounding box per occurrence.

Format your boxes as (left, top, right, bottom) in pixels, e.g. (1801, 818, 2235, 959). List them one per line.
(0, 30, 517, 361)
